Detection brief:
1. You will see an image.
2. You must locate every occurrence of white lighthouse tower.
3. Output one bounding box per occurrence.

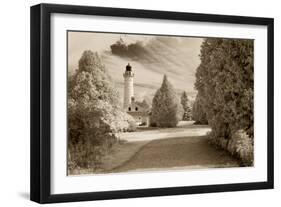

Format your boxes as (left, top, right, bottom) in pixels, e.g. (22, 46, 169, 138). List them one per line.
(123, 63, 134, 109)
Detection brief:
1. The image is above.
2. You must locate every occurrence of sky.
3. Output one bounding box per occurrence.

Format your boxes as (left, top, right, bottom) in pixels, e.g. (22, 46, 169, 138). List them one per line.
(68, 31, 203, 103)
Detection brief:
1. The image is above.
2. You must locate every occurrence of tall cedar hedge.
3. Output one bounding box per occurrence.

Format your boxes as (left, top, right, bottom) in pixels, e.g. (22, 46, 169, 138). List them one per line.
(193, 38, 254, 165)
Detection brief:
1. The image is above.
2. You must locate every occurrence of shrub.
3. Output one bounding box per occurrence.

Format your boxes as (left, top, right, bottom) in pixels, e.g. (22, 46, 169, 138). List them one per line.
(209, 130, 253, 166)
(228, 130, 254, 166)
(127, 118, 137, 132)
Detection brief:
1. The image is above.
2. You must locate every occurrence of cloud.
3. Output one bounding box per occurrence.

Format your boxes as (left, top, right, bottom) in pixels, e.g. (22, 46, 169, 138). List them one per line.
(109, 36, 202, 81)
(107, 36, 202, 100)
(68, 31, 202, 103)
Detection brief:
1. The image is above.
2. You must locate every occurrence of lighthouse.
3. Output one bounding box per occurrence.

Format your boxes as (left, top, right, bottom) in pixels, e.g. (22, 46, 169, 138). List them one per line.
(123, 63, 134, 109)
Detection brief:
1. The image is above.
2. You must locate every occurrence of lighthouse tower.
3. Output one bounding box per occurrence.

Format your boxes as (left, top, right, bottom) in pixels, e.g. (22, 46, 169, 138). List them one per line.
(123, 63, 134, 109)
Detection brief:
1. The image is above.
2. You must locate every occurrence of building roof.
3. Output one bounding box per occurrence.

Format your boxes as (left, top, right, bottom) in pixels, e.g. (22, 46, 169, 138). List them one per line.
(127, 111, 149, 116)
(126, 98, 150, 115)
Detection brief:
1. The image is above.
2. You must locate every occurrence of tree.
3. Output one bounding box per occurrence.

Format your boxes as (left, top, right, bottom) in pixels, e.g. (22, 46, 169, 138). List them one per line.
(150, 75, 183, 127)
(141, 99, 150, 109)
(68, 50, 136, 173)
(181, 91, 192, 121)
(192, 94, 208, 124)
(193, 38, 254, 165)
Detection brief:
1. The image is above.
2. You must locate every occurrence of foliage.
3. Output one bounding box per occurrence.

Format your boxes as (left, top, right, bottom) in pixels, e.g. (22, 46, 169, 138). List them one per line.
(192, 95, 208, 124)
(209, 130, 253, 166)
(68, 50, 136, 173)
(140, 99, 151, 109)
(194, 38, 254, 165)
(181, 91, 192, 121)
(150, 75, 183, 127)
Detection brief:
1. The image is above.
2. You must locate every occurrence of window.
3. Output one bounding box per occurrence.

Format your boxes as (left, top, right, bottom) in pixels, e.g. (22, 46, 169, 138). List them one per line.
(128, 107, 131, 111)
(135, 107, 138, 111)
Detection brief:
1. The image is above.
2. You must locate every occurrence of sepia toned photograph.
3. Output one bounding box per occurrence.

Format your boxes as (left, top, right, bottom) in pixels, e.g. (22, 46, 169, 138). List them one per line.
(67, 31, 254, 176)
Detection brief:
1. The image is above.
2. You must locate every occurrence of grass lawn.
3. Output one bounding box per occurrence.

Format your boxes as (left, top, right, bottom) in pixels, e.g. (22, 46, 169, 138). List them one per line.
(69, 122, 240, 175)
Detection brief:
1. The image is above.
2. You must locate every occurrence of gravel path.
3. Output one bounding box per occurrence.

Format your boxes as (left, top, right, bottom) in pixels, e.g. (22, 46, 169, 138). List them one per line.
(110, 135, 239, 173)
(70, 121, 239, 175)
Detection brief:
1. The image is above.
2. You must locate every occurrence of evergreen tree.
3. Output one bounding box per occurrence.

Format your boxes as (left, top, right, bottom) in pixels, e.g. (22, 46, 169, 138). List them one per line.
(181, 91, 192, 121)
(140, 99, 150, 110)
(151, 75, 183, 127)
(192, 94, 208, 124)
(193, 38, 254, 165)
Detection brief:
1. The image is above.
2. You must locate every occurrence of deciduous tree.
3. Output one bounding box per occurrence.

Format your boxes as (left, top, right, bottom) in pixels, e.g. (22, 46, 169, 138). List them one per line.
(68, 50, 136, 173)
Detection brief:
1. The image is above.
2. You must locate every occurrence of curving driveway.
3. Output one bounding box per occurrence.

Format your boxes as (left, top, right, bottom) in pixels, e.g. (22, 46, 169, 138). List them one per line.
(110, 121, 240, 173)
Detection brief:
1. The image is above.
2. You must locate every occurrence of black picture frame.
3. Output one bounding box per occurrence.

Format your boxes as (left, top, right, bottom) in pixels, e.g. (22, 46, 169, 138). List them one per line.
(30, 3, 274, 204)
